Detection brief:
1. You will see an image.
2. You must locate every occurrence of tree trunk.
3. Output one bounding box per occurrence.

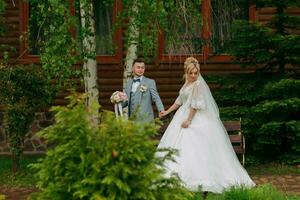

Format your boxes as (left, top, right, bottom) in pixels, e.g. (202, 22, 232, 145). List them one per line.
(122, 3, 139, 119)
(11, 152, 19, 177)
(123, 9, 139, 87)
(123, 3, 139, 86)
(124, 44, 138, 86)
(80, 1, 99, 108)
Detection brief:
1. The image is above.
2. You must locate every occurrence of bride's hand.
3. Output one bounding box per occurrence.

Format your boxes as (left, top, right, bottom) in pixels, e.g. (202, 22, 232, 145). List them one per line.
(181, 120, 191, 128)
(159, 110, 168, 118)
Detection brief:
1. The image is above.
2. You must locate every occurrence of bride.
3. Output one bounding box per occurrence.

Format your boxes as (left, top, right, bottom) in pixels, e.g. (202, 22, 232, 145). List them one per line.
(158, 57, 255, 193)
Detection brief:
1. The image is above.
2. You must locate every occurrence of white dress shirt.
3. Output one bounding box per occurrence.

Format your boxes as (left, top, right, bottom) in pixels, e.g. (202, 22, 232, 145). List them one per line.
(131, 76, 143, 93)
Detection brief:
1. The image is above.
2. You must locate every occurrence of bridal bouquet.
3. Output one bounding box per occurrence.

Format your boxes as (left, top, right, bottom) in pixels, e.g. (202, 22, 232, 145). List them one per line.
(110, 91, 128, 117)
(110, 91, 127, 104)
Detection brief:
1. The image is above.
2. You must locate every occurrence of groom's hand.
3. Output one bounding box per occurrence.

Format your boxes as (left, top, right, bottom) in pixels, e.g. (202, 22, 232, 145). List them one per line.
(159, 110, 167, 118)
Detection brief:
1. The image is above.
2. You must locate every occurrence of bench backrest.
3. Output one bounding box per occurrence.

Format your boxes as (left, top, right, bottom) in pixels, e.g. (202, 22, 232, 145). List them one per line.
(223, 120, 245, 165)
(223, 121, 241, 132)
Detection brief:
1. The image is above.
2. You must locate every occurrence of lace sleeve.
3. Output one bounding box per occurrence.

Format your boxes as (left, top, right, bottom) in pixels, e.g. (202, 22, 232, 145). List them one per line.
(190, 81, 206, 110)
(175, 95, 182, 106)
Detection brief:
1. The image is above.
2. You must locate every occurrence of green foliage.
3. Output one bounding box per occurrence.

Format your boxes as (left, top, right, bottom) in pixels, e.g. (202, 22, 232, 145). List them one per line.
(103, 0, 202, 59)
(30, 94, 192, 200)
(0, 156, 40, 187)
(0, 0, 5, 35)
(207, 74, 300, 164)
(29, 0, 81, 87)
(0, 64, 54, 171)
(0, 64, 54, 107)
(206, 184, 300, 200)
(0, 194, 5, 200)
(210, 0, 249, 54)
(158, 0, 202, 55)
(74, 0, 97, 60)
(228, 0, 300, 73)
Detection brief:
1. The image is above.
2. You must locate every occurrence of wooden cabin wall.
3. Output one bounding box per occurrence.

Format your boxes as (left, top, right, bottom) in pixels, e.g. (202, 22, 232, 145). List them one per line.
(0, 0, 19, 59)
(0, 1, 299, 154)
(0, 2, 299, 108)
(0, 1, 299, 112)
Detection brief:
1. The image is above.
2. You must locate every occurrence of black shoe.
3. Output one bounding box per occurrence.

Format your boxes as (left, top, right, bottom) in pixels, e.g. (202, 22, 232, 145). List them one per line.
(202, 191, 208, 199)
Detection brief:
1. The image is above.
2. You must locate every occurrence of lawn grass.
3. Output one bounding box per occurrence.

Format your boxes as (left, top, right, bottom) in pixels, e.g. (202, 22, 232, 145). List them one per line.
(0, 155, 42, 187)
(246, 163, 300, 176)
(188, 184, 300, 200)
(205, 184, 300, 200)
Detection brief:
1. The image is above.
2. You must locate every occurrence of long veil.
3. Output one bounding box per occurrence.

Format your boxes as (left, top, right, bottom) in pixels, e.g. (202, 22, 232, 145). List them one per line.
(198, 75, 220, 118)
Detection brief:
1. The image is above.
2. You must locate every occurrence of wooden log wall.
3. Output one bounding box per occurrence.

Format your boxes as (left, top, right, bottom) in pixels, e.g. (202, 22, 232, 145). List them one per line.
(0, 1, 299, 155)
(0, 0, 19, 59)
(0, 1, 299, 112)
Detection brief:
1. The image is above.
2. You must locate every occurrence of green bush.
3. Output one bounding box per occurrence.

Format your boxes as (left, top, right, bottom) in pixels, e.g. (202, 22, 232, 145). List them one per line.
(227, 0, 300, 74)
(206, 184, 300, 200)
(0, 64, 54, 173)
(0, 194, 5, 200)
(30, 94, 192, 200)
(207, 74, 300, 164)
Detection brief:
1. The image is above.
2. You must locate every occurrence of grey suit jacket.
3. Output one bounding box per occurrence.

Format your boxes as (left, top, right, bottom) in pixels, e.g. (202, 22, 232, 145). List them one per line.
(124, 76, 164, 122)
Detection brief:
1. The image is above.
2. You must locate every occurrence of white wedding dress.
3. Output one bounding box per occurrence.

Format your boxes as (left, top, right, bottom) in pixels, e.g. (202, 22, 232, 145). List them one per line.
(157, 76, 255, 193)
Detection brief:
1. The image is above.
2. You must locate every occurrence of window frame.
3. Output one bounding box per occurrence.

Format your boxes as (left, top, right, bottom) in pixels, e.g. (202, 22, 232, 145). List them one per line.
(19, 0, 122, 64)
(157, 0, 258, 63)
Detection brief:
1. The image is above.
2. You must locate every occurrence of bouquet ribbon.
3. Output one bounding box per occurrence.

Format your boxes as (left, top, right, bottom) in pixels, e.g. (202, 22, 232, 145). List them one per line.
(114, 103, 123, 118)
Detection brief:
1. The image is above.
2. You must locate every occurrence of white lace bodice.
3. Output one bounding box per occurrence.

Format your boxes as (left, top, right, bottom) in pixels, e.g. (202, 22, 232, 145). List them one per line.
(175, 80, 206, 110)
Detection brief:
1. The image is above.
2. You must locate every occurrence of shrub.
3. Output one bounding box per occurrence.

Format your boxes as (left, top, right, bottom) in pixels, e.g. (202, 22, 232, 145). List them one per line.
(228, 0, 300, 74)
(0, 64, 54, 173)
(206, 74, 300, 164)
(30, 94, 192, 200)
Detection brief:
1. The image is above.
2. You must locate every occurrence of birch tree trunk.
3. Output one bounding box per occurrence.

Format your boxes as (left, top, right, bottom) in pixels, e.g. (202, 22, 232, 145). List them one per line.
(122, 3, 139, 118)
(123, 42, 138, 86)
(80, 1, 99, 108)
(123, 3, 139, 86)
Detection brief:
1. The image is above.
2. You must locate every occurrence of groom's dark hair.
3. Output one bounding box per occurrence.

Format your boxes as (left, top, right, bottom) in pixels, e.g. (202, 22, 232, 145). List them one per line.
(132, 57, 145, 66)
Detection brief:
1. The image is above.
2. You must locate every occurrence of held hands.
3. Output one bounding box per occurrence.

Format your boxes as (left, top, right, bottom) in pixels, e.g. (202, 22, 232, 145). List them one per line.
(159, 110, 168, 118)
(181, 120, 191, 128)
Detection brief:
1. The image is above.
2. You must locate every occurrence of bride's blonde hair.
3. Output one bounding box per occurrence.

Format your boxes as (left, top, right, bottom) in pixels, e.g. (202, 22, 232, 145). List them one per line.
(183, 57, 200, 80)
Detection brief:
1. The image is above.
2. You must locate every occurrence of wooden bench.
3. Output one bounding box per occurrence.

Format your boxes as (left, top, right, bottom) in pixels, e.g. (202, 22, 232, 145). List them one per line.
(223, 119, 245, 166)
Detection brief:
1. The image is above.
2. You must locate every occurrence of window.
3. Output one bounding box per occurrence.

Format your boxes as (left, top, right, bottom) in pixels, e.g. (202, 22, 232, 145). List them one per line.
(20, 0, 122, 63)
(210, 0, 249, 54)
(28, 1, 43, 55)
(163, 1, 202, 55)
(158, 0, 257, 63)
(94, 0, 114, 55)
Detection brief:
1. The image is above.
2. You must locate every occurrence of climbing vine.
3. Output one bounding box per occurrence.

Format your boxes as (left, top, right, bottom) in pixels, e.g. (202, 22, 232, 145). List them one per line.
(29, 0, 205, 84)
(28, 0, 96, 88)
(103, 0, 203, 59)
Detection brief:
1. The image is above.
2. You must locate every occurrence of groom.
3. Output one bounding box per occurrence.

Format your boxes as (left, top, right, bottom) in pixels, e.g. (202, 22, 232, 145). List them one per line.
(124, 58, 164, 122)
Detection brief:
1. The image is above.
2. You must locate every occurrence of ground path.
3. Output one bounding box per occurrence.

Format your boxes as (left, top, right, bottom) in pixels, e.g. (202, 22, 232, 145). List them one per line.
(251, 174, 300, 196)
(0, 186, 37, 200)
